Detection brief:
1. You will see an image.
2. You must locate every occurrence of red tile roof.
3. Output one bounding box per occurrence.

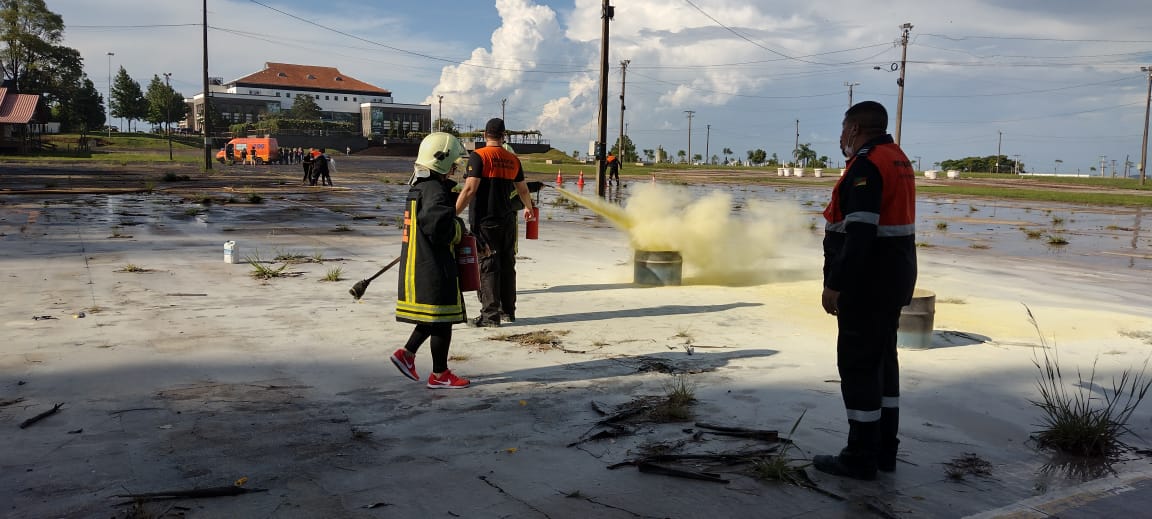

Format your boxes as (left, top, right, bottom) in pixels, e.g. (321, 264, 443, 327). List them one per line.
(231, 63, 391, 96)
(0, 87, 40, 124)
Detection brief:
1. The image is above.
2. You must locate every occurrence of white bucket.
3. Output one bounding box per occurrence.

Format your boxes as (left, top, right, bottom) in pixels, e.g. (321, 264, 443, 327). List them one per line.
(839, 168, 846, 176)
(224, 241, 238, 264)
(814, 168, 823, 177)
(777, 168, 785, 176)
(946, 170, 959, 179)
(925, 170, 938, 179)
(793, 168, 803, 177)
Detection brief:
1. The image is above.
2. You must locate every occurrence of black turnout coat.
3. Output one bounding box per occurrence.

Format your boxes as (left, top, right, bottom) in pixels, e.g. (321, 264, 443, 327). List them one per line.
(395, 176, 466, 325)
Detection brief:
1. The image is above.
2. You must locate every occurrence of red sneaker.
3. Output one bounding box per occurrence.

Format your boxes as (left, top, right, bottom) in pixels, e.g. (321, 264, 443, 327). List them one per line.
(389, 348, 419, 381)
(427, 369, 470, 389)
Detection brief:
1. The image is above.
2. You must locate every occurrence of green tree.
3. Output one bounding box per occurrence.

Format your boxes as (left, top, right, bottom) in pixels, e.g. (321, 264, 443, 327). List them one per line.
(145, 74, 187, 130)
(768, 153, 780, 166)
(746, 149, 767, 164)
(722, 147, 732, 164)
(677, 149, 686, 163)
(571, 150, 579, 159)
(288, 94, 321, 120)
(692, 153, 702, 164)
(110, 66, 146, 131)
(0, 0, 63, 92)
(52, 75, 103, 132)
(795, 143, 817, 167)
(642, 148, 654, 162)
(432, 117, 458, 135)
(610, 134, 637, 162)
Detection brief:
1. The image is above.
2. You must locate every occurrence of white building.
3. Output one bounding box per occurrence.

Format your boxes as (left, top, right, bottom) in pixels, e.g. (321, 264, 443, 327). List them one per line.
(188, 62, 430, 137)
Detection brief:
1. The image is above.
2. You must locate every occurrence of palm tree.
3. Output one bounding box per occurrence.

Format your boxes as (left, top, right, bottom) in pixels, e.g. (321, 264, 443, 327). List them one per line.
(677, 150, 686, 163)
(722, 147, 732, 164)
(1054, 159, 1063, 173)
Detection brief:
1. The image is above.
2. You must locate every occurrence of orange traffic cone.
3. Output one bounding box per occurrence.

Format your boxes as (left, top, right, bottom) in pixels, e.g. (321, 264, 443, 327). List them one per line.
(557, 170, 564, 184)
(577, 171, 585, 187)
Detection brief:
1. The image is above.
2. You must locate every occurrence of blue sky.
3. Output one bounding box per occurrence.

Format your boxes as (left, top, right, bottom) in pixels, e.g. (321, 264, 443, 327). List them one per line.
(54, 0, 1152, 174)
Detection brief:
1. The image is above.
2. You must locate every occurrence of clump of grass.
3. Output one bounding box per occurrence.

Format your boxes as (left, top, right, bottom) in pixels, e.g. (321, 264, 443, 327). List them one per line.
(162, 172, 190, 182)
(936, 221, 948, 230)
(184, 208, 203, 217)
(249, 261, 289, 279)
(332, 224, 352, 233)
(944, 453, 993, 480)
(750, 410, 808, 486)
(247, 192, 263, 204)
(1118, 330, 1152, 345)
(489, 330, 570, 350)
(1027, 305, 1152, 457)
(1023, 229, 1044, 239)
(1051, 216, 1065, 226)
(322, 266, 343, 282)
(968, 205, 979, 213)
(311, 251, 325, 263)
(118, 263, 147, 273)
(274, 249, 307, 263)
(938, 297, 967, 304)
(916, 242, 935, 248)
(969, 243, 990, 250)
(1046, 234, 1069, 246)
(651, 374, 696, 421)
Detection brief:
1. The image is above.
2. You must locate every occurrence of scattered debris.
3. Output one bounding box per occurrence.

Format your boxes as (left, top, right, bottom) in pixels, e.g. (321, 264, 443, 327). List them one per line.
(165, 293, 208, 297)
(944, 452, 993, 480)
(114, 485, 268, 503)
(0, 397, 26, 408)
(19, 402, 63, 429)
(695, 422, 781, 442)
(31, 315, 57, 321)
(362, 502, 392, 509)
(488, 330, 576, 352)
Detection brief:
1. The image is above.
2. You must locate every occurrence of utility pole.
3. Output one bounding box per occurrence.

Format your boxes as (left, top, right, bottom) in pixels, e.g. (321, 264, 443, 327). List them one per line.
(1112, 159, 1118, 178)
(844, 81, 860, 108)
(914, 155, 921, 171)
(618, 59, 629, 162)
(163, 72, 173, 161)
(437, 95, 443, 131)
(684, 110, 695, 165)
(1013, 154, 1021, 175)
(794, 119, 799, 166)
(895, 22, 912, 145)
(1100, 155, 1107, 178)
(106, 52, 114, 137)
(995, 130, 1002, 174)
(705, 124, 711, 165)
(595, 0, 614, 197)
(201, 0, 212, 170)
(1140, 65, 1151, 185)
(501, 98, 506, 122)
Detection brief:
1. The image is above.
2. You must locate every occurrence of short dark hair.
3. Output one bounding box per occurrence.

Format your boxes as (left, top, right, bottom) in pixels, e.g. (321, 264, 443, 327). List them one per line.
(844, 101, 888, 132)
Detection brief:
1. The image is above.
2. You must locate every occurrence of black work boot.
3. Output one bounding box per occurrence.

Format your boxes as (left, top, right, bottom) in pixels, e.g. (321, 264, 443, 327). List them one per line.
(814, 420, 880, 481)
(879, 407, 900, 472)
(813, 453, 878, 481)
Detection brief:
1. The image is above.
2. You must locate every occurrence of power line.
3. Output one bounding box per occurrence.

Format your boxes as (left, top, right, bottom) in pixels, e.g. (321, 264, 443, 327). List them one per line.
(682, 0, 831, 65)
(920, 32, 1152, 44)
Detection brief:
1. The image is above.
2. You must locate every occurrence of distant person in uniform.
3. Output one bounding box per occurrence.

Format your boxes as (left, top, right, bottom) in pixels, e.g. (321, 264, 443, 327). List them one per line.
(606, 153, 621, 184)
(302, 148, 316, 184)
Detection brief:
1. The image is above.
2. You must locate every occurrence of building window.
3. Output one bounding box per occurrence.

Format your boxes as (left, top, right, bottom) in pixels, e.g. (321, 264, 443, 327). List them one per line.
(325, 95, 330, 100)
(353, 97, 357, 102)
(286, 93, 291, 98)
(343, 96, 348, 101)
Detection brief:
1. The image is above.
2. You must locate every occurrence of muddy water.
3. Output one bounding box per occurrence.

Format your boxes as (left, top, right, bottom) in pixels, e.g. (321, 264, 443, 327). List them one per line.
(4, 179, 1147, 273)
(539, 181, 1152, 272)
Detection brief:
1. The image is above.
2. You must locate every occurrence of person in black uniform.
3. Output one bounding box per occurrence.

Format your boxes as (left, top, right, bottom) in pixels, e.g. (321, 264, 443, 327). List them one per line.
(389, 132, 471, 389)
(454, 118, 535, 328)
(815, 101, 918, 480)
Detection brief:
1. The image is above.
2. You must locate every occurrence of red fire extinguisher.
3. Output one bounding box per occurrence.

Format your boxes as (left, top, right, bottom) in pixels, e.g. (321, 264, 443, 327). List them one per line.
(525, 207, 539, 240)
(456, 234, 480, 292)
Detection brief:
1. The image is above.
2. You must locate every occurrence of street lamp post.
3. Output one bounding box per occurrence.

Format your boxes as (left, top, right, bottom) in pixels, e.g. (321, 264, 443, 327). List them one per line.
(437, 95, 443, 132)
(163, 72, 173, 161)
(1140, 66, 1151, 186)
(107, 52, 114, 137)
